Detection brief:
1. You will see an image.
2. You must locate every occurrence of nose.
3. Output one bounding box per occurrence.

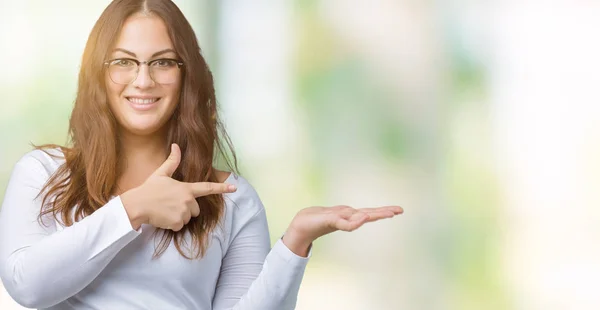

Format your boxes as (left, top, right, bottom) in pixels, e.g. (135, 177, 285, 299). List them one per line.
(132, 64, 154, 89)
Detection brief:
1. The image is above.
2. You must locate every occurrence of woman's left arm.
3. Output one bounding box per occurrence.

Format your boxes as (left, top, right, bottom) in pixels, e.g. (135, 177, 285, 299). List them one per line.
(211, 205, 309, 310)
(211, 195, 402, 310)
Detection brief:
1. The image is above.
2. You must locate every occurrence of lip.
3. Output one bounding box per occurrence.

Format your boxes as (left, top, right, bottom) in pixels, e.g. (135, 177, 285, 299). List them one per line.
(125, 96, 161, 111)
(125, 95, 160, 99)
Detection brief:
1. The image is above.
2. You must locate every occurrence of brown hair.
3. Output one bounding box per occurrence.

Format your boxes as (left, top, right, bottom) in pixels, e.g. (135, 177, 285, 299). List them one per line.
(35, 0, 237, 259)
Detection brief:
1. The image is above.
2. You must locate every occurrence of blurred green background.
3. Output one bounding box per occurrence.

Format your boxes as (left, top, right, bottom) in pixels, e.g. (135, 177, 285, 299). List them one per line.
(2, 1, 600, 310)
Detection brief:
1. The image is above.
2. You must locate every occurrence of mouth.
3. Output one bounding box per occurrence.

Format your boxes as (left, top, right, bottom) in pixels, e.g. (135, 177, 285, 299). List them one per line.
(125, 96, 161, 111)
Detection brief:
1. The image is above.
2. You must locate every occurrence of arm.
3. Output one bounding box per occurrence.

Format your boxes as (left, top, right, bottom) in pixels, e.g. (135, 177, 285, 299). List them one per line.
(211, 190, 404, 310)
(212, 207, 310, 310)
(0, 153, 142, 308)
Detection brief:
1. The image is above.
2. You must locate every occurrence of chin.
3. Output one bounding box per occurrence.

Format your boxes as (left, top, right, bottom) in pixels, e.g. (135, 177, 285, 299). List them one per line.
(121, 117, 167, 136)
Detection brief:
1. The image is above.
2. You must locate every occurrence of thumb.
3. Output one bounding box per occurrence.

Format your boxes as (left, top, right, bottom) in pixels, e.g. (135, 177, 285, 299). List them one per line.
(153, 143, 181, 177)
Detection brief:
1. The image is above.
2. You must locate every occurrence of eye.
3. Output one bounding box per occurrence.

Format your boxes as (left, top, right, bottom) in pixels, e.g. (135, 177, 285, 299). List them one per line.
(111, 59, 135, 67)
(151, 59, 177, 68)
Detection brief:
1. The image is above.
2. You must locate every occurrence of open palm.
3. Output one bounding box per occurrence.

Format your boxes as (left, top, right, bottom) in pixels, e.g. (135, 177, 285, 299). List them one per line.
(283, 205, 403, 256)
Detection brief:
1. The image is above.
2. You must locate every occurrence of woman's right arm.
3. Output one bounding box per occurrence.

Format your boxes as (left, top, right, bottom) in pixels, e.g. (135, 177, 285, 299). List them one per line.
(0, 145, 235, 309)
(0, 153, 142, 309)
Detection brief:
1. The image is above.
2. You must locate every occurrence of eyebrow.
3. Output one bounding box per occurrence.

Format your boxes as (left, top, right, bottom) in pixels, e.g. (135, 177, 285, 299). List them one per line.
(112, 48, 177, 58)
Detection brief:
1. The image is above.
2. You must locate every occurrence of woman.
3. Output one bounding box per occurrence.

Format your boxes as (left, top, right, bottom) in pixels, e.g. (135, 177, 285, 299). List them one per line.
(0, 0, 403, 309)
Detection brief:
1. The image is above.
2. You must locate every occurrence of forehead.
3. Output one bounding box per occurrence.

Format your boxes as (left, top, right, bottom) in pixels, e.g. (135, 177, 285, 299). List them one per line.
(113, 14, 174, 56)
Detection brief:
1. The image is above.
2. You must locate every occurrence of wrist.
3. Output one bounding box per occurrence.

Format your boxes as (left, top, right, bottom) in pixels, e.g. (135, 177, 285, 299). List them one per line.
(282, 228, 313, 257)
(120, 188, 148, 230)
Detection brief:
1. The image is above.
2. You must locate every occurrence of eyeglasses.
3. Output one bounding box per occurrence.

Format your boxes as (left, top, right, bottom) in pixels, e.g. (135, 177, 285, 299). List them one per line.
(104, 58, 184, 85)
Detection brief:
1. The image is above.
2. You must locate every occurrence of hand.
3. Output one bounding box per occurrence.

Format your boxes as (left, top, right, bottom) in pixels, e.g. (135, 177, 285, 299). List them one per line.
(120, 143, 237, 231)
(282, 205, 403, 257)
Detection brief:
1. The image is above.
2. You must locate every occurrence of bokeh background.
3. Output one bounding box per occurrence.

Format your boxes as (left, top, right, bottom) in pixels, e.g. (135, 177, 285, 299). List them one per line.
(1, 0, 600, 309)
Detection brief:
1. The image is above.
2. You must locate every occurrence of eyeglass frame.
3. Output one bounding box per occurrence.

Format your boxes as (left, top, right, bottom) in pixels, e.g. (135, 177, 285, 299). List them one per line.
(103, 57, 185, 85)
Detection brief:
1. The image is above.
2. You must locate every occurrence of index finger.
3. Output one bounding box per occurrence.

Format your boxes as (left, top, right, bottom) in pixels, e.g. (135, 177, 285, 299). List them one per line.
(359, 206, 403, 214)
(188, 182, 237, 197)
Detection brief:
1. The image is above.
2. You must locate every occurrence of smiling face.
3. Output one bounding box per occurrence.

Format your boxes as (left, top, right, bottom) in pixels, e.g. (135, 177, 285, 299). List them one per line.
(105, 13, 182, 137)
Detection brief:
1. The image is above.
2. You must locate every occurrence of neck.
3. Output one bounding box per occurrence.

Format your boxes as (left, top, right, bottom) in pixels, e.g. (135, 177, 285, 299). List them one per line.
(114, 128, 170, 194)
(119, 129, 168, 164)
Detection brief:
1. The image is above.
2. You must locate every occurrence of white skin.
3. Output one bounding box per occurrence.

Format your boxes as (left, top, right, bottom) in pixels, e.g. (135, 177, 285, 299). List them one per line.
(112, 13, 403, 257)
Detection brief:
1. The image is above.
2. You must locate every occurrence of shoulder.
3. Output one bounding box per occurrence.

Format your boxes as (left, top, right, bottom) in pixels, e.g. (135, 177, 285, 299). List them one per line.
(14, 147, 65, 177)
(216, 172, 269, 247)
(214, 169, 232, 183)
(3, 148, 66, 196)
(219, 172, 266, 225)
(222, 172, 264, 214)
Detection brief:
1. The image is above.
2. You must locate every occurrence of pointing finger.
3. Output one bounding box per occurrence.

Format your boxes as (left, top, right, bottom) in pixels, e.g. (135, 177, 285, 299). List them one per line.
(189, 182, 237, 197)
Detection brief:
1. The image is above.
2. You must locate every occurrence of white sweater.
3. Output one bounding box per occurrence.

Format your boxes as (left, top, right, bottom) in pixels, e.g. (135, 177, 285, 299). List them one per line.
(0, 149, 310, 309)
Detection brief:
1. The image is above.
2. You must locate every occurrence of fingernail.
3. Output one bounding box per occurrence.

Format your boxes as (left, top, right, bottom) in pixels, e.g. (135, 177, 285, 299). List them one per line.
(228, 185, 237, 191)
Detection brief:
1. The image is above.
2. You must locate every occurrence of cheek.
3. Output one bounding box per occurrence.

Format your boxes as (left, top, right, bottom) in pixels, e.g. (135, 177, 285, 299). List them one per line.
(105, 77, 126, 106)
(165, 82, 182, 107)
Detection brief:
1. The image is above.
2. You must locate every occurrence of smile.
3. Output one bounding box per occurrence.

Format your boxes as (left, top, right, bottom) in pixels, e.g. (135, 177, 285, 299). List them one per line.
(126, 97, 161, 111)
(126, 97, 160, 104)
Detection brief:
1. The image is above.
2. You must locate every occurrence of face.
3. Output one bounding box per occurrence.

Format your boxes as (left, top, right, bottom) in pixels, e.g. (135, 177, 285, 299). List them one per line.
(105, 13, 182, 137)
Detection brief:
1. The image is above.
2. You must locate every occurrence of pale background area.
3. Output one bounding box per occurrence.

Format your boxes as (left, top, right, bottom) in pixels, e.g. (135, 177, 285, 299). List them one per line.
(1, 0, 600, 309)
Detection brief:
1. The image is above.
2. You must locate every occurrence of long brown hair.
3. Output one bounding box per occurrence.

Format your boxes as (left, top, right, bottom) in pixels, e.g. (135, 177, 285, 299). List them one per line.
(35, 0, 237, 259)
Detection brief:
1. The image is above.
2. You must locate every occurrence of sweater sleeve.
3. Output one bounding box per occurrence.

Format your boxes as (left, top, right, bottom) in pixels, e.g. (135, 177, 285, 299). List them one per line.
(0, 152, 142, 308)
(212, 193, 311, 310)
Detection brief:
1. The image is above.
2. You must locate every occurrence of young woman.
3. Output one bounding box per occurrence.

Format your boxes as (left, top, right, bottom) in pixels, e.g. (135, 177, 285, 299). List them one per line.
(0, 1, 403, 309)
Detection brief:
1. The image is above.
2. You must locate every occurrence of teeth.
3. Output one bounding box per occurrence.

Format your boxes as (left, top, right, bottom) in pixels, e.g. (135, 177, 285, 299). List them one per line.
(128, 97, 159, 104)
